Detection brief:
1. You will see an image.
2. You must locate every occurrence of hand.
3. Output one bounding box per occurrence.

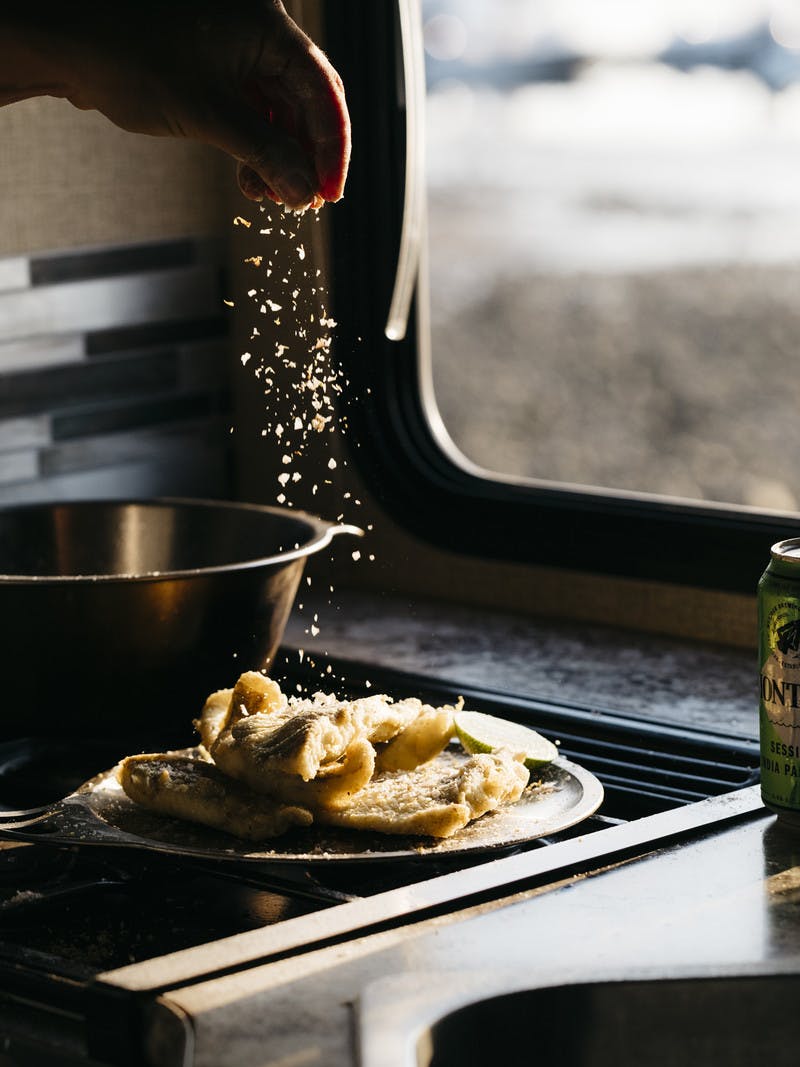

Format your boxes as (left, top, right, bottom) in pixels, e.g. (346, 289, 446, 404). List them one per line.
(6, 1, 350, 210)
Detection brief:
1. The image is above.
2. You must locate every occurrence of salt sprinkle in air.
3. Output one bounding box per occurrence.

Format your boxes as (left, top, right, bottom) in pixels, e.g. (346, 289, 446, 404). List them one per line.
(232, 205, 375, 684)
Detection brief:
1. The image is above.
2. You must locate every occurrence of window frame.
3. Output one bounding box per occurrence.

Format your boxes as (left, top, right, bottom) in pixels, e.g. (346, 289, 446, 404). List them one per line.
(324, 0, 798, 597)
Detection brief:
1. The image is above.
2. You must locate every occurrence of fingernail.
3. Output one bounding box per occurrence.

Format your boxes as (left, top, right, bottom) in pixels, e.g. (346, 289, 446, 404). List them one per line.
(275, 171, 314, 207)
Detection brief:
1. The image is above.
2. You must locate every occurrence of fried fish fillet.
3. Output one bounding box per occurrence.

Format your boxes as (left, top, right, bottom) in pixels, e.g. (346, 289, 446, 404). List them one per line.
(195, 688, 233, 750)
(118, 753, 313, 841)
(200, 676, 453, 765)
(213, 698, 363, 780)
(286, 691, 427, 744)
(375, 704, 456, 772)
(194, 672, 285, 750)
(345, 693, 426, 743)
(211, 702, 376, 809)
(281, 691, 456, 769)
(320, 749, 530, 838)
(229, 671, 286, 723)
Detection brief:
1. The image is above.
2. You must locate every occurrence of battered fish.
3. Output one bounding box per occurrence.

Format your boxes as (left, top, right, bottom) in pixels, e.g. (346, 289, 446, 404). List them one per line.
(119, 753, 313, 841)
(320, 749, 530, 838)
(211, 703, 376, 809)
(200, 677, 454, 767)
(195, 687, 232, 750)
(287, 691, 428, 744)
(375, 704, 456, 772)
(229, 671, 286, 723)
(194, 672, 285, 750)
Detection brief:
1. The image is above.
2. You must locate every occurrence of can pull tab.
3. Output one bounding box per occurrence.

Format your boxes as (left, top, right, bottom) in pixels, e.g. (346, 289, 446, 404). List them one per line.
(385, 0, 426, 343)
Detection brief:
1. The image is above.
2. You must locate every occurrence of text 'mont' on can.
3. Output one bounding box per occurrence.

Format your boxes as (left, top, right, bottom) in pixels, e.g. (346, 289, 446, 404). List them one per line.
(759, 538, 800, 826)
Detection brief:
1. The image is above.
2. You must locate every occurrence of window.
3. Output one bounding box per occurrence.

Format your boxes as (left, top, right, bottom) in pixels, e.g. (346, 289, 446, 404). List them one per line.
(425, 0, 800, 512)
(324, 1, 800, 593)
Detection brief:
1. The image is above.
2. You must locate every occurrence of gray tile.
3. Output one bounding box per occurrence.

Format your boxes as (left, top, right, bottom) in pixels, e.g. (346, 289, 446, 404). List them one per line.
(0, 349, 179, 420)
(0, 257, 30, 293)
(0, 415, 50, 453)
(29, 239, 197, 287)
(41, 419, 226, 476)
(0, 266, 221, 344)
(0, 450, 38, 485)
(51, 390, 226, 440)
(0, 451, 229, 505)
(0, 334, 85, 374)
(86, 315, 227, 356)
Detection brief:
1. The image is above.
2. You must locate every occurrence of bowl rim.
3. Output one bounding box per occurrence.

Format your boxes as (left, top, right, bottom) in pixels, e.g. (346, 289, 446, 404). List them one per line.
(0, 496, 362, 584)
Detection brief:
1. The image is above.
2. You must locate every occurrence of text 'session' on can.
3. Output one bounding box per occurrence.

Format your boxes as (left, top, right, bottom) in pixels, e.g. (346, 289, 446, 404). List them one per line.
(759, 537, 800, 826)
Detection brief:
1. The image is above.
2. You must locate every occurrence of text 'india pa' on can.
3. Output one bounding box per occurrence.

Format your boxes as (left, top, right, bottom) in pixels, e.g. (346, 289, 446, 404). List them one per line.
(759, 538, 800, 825)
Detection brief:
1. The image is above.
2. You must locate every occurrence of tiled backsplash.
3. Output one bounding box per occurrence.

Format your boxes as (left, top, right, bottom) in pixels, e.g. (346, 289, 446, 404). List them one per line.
(0, 238, 232, 504)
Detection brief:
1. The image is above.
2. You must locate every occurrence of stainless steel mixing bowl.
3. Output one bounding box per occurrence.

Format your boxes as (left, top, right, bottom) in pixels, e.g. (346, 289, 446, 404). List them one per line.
(0, 499, 360, 740)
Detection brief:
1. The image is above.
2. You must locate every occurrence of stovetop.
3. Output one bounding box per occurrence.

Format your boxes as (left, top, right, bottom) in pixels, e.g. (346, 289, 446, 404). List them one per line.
(0, 653, 761, 1066)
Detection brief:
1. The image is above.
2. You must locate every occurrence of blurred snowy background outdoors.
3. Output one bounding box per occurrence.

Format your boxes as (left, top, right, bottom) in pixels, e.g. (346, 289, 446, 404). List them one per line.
(424, 0, 800, 511)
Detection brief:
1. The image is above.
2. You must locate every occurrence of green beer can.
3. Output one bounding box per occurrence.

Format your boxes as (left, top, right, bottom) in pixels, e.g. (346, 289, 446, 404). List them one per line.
(759, 538, 800, 824)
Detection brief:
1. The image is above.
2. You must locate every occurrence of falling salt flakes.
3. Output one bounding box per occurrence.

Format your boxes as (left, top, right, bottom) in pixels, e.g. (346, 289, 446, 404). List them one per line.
(241, 353, 252, 366)
(224, 299, 235, 307)
(233, 216, 252, 228)
(234, 213, 370, 686)
(352, 550, 361, 562)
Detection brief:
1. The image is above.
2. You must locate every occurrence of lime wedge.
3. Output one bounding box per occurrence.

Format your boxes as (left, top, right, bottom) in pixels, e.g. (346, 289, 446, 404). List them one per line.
(453, 710, 558, 769)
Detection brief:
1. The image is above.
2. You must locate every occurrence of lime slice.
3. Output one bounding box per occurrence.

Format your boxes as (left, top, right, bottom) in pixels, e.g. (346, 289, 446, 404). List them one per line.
(454, 710, 558, 769)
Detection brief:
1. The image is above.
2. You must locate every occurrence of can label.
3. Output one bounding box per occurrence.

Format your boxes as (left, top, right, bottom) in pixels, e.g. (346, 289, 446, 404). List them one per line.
(760, 595, 800, 810)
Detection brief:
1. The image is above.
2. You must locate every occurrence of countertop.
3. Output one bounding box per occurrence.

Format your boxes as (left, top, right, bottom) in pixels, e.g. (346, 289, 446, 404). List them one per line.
(154, 797, 800, 1067)
(284, 589, 756, 739)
